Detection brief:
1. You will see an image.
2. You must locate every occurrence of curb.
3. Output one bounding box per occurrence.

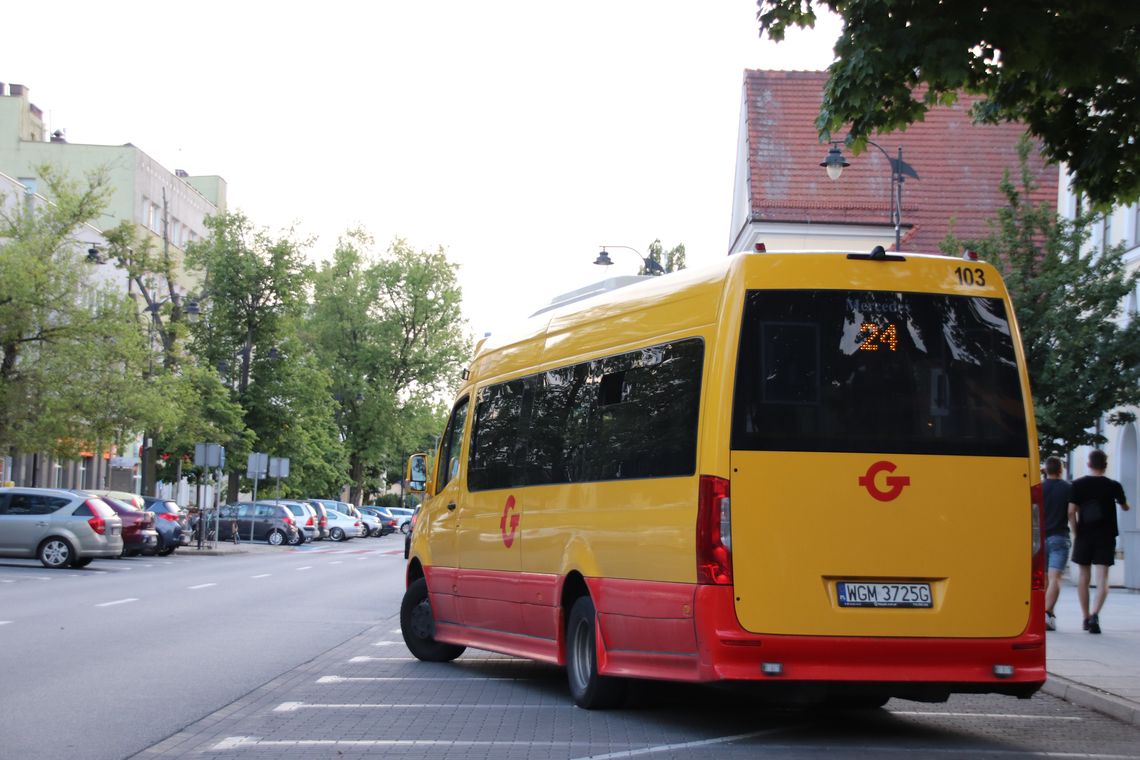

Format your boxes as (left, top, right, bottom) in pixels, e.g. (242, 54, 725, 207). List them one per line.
(1043, 672, 1140, 727)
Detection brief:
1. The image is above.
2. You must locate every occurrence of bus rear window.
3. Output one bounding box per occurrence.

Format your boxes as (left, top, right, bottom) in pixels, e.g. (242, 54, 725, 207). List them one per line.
(731, 290, 1028, 457)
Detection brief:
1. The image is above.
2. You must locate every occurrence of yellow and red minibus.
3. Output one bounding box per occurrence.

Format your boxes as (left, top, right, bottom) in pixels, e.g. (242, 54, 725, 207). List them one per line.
(401, 247, 1045, 709)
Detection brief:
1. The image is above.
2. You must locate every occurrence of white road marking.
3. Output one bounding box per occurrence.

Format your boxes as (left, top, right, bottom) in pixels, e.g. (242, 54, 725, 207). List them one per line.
(318, 675, 523, 684)
(188, 583, 216, 590)
(273, 702, 570, 712)
(0, 621, 12, 626)
(251, 574, 271, 579)
(295, 566, 312, 571)
(370, 641, 398, 647)
(328, 561, 343, 565)
(575, 729, 792, 760)
(96, 598, 139, 607)
(1, 579, 14, 583)
(891, 711, 1082, 721)
(214, 736, 581, 751)
(349, 656, 414, 662)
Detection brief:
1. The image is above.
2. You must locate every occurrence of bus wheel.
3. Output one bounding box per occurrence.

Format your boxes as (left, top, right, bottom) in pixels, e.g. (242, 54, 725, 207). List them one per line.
(400, 577, 465, 662)
(566, 595, 626, 709)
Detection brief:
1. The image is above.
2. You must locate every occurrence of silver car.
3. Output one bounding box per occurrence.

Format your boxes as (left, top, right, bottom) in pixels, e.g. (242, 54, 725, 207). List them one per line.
(0, 487, 124, 568)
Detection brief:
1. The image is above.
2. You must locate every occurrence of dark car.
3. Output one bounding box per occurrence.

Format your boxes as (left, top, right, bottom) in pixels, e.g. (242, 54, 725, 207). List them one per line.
(272, 500, 319, 544)
(141, 497, 184, 556)
(218, 501, 300, 546)
(97, 495, 159, 557)
(361, 507, 396, 536)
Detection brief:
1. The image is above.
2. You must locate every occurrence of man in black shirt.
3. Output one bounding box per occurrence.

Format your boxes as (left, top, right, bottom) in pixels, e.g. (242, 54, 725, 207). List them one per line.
(1068, 449, 1131, 634)
(1041, 456, 1072, 631)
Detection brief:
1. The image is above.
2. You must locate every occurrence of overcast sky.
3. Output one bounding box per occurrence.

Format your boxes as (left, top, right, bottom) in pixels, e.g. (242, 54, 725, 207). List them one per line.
(6, 1, 840, 338)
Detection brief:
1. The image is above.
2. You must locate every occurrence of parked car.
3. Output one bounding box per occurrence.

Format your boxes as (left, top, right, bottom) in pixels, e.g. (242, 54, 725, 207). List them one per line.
(0, 487, 124, 568)
(218, 502, 301, 545)
(95, 494, 159, 557)
(311, 499, 370, 538)
(322, 507, 360, 542)
(350, 505, 383, 537)
(270, 500, 319, 544)
(386, 506, 416, 534)
(404, 505, 420, 559)
(303, 499, 330, 540)
(361, 507, 397, 536)
(140, 496, 185, 555)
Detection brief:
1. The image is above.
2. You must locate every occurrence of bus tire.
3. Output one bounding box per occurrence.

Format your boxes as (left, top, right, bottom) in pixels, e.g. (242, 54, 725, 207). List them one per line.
(400, 577, 465, 662)
(566, 595, 626, 709)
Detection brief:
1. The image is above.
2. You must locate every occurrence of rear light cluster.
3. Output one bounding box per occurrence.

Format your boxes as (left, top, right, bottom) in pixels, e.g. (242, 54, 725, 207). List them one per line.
(306, 516, 315, 527)
(1030, 483, 1045, 591)
(85, 499, 107, 535)
(157, 512, 179, 522)
(696, 475, 732, 585)
(283, 516, 296, 527)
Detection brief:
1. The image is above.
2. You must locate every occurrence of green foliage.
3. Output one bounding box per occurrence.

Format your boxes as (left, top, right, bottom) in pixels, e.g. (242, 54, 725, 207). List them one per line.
(643, 239, 687, 276)
(0, 165, 159, 454)
(940, 141, 1140, 455)
(184, 212, 323, 496)
(757, 0, 1140, 207)
(304, 232, 468, 502)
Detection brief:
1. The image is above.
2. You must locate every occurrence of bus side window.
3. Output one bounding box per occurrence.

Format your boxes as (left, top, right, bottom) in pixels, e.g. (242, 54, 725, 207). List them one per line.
(439, 396, 469, 489)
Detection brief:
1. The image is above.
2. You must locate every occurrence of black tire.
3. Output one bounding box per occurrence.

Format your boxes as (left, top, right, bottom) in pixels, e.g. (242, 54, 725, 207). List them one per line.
(400, 577, 466, 662)
(71, 557, 93, 568)
(330, 527, 345, 542)
(287, 530, 303, 546)
(400, 522, 411, 535)
(39, 538, 75, 569)
(157, 543, 175, 557)
(267, 530, 286, 546)
(566, 595, 626, 709)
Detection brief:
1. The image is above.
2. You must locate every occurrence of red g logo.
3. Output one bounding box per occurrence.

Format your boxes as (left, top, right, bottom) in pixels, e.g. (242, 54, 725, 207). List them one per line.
(858, 461, 911, 502)
(500, 495, 520, 548)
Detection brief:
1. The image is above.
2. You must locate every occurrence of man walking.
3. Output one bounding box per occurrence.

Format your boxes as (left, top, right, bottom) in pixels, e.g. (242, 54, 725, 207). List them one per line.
(1068, 449, 1131, 634)
(1042, 456, 1071, 631)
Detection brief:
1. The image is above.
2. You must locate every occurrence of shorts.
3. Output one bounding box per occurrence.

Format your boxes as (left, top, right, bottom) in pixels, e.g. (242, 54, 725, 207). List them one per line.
(1045, 534, 1071, 571)
(1071, 532, 1116, 567)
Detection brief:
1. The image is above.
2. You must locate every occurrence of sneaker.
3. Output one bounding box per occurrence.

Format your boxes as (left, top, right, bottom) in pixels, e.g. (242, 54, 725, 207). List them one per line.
(1045, 612, 1056, 631)
(1088, 614, 1101, 634)
(1083, 617, 1091, 631)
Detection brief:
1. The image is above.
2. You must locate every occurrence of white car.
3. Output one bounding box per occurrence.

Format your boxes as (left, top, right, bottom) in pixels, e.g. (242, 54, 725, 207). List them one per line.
(323, 508, 360, 542)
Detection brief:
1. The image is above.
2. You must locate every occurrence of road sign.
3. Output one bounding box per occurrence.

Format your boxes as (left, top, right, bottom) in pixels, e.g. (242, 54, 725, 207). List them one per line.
(269, 457, 290, 478)
(194, 443, 225, 469)
(246, 452, 268, 479)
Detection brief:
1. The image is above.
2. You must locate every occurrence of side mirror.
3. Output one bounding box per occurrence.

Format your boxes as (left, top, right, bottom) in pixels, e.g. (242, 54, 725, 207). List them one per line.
(406, 453, 429, 494)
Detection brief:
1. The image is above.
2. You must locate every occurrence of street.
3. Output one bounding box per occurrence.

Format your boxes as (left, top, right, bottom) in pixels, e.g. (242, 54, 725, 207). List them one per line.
(0, 539, 404, 760)
(3, 544, 1140, 760)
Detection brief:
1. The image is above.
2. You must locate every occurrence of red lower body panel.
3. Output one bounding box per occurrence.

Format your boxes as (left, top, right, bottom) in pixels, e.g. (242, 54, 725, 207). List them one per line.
(421, 567, 1045, 696)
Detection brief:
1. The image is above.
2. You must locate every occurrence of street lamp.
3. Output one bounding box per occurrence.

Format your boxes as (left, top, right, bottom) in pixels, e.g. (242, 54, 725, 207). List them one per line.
(821, 140, 919, 251)
(594, 245, 665, 275)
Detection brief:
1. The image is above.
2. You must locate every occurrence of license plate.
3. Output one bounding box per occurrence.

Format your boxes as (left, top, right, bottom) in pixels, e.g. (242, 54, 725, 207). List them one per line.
(837, 582, 932, 608)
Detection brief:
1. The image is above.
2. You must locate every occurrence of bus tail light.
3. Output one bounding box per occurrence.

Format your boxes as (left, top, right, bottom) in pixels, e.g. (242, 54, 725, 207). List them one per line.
(697, 475, 732, 585)
(1030, 483, 1045, 591)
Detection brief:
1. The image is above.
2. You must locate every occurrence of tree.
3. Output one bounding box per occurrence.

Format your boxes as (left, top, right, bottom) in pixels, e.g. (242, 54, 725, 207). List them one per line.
(940, 141, 1140, 455)
(643, 239, 686, 276)
(305, 233, 468, 503)
(0, 166, 165, 458)
(184, 212, 315, 500)
(757, 1, 1140, 207)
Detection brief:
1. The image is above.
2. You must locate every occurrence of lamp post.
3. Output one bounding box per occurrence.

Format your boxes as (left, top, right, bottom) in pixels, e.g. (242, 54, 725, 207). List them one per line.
(821, 140, 919, 252)
(594, 245, 666, 275)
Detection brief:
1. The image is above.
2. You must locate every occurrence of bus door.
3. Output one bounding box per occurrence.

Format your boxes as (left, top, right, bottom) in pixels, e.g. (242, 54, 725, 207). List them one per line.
(728, 287, 1033, 640)
(457, 380, 525, 633)
(423, 395, 469, 621)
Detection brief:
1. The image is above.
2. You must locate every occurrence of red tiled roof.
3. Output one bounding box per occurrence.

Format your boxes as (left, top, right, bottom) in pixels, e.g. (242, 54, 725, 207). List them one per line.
(744, 70, 1059, 252)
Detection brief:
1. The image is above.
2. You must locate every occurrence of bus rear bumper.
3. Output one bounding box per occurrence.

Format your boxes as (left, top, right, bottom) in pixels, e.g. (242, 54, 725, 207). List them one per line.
(691, 585, 1046, 699)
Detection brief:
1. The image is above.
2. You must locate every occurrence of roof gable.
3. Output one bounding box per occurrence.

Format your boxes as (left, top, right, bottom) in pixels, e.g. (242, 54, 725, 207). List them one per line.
(742, 70, 1059, 252)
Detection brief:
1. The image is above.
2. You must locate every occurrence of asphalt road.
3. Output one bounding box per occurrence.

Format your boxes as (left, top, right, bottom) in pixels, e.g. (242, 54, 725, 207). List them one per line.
(6, 540, 1140, 760)
(0, 537, 405, 760)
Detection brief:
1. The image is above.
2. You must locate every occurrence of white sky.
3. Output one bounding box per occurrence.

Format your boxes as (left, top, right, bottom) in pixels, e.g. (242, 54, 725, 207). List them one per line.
(6, 1, 840, 339)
